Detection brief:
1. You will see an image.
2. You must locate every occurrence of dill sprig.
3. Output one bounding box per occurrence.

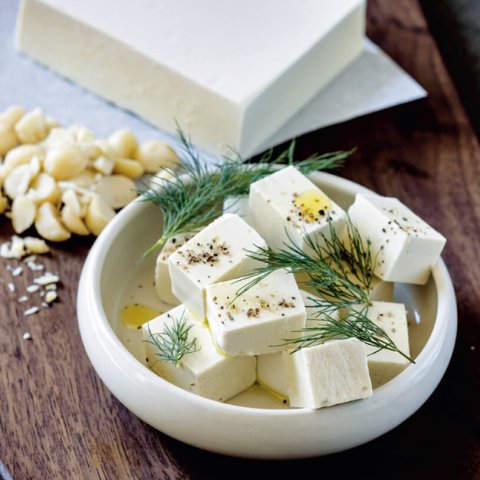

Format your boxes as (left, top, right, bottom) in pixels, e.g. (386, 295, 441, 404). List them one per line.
(234, 219, 413, 362)
(284, 305, 413, 362)
(140, 129, 352, 255)
(234, 218, 373, 310)
(145, 313, 199, 367)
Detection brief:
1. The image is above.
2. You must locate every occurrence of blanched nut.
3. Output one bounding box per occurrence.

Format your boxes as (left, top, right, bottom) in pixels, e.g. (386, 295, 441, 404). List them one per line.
(44, 127, 75, 148)
(1, 144, 44, 177)
(4, 163, 34, 199)
(35, 202, 71, 242)
(61, 205, 89, 235)
(61, 189, 83, 217)
(94, 139, 117, 160)
(44, 144, 88, 180)
(29, 156, 41, 178)
(24, 236, 49, 254)
(85, 194, 115, 236)
(93, 174, 137, 209)
(109, 129, 138, 158)
(11, 195, 37, 234)
(135, 140, 180, 173)
(67, 169, 97, 188)
(0, 122, 18, 156)
(0, 105, 25, 128)
(45, 116, 60, 131)
(14, 108, 49, 144)
(93, 155, 115, 175)
(113, 158, 144, 179)
(0, 196, 9, 214)
(80, 141, 102, 160)
(27, 172, 61, 204)
(69, 125, 95, 143)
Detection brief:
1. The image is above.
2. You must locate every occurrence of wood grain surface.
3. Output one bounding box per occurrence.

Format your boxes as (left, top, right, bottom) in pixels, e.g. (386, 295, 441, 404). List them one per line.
(1, 0, 479, 479)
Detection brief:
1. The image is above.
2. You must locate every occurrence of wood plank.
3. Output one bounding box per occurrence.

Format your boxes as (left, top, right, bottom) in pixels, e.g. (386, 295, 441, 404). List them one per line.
(1, 0, 479, 478)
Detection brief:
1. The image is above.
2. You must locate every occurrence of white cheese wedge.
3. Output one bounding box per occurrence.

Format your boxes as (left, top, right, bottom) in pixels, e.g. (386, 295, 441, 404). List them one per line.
(284, 338, 372, 409)
(363, 301, 411, 388)
(348, 194, 446, 284)
(223, 196, 249, 222)
(16, 0, 365, 156)
(168, 213, 267, 320)
(249, 166, 346, 253)
(256, 291, 336, 399)
(143, 305, 256, 402)
(154, 232, 194, 305)
(205, 270, 306, 356)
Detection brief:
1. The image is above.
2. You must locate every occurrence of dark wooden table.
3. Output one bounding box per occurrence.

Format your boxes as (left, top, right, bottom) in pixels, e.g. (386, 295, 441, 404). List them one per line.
(1, 0, 479, 478)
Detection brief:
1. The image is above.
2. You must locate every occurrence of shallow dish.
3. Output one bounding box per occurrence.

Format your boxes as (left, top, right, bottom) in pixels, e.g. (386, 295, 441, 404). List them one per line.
(77, 171, 457, 459)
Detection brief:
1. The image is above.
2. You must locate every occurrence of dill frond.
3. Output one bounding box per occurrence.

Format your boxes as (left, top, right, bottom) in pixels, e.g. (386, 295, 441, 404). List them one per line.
(234, 219, 413, 362)
(145, 312, 199, 367)
(139, 130, 352, 255)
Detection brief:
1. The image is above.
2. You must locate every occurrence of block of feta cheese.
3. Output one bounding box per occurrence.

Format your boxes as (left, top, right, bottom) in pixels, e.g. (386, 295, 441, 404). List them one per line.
(205, 270, 306, 356)
(363, 301, 411, 388)
(256, 291, 335, 399)
(143, 305, 256, 402)
(223, 196, 249, 222)
(168, 213, 267, 320)
(16, 0, 365, 157)
(249, 166, 346, 253)
(155, 232, 194, 305)
(284, 338, 372, 409)
(348, 194, 446, 284)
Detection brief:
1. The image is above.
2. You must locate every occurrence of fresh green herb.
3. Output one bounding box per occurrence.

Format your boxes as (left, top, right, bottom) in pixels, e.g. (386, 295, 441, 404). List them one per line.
(145, 313, 199, 367)
(234, 219, 413, 362)
(283, 305, 413, 362)
(234, 217, 373, 310)
(140, 129, 352, 255)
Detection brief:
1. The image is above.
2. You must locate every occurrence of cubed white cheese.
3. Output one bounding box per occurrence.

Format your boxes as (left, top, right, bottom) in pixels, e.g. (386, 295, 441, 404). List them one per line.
(154, 232, 194, 305)
(284, 338, 372, 409)
(257, 290, 339, 399)
(223, 196, 249, 221)
(363, 301, 411, 388)
(168, 213, 267, 319)
(143, 305, 256, 402)
(16, 0, 365, 156)
(249, 166, 346, 253)
(205, 270, 306, 356)
(348, 194, 446, 284)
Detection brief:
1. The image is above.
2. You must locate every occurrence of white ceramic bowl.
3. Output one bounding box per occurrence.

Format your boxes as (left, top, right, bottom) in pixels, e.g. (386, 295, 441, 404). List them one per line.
(77, 172, 457, 459)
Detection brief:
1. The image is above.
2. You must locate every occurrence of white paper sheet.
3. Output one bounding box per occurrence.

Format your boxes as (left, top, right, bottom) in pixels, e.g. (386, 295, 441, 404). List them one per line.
(0, 0, 426, 162)
(258, 39, 426, 154)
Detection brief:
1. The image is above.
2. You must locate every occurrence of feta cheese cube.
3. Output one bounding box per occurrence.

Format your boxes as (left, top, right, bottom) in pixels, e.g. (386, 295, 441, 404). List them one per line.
(249, 166, 346, 253)
(205, 270, 305, 356)
(257, 290, 339, 399)
(363, 301, 411, 388)
(154, 232, 194, 305)
(348, 194, 446, 284)
(143, 305, 256, 402)
(284, 338, 372, 409)
(168, 213, 267, 319)
(223, 196, 249, 221)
